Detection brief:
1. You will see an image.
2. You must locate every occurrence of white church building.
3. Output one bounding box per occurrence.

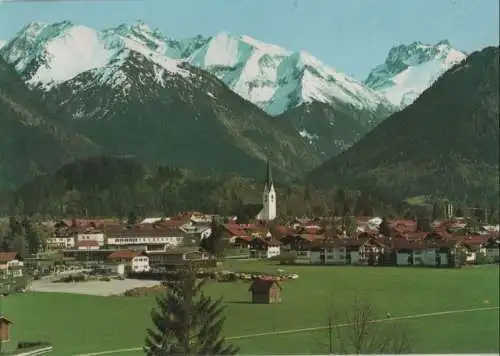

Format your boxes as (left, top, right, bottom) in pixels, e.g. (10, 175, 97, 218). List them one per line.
(256, 160, 277, 221)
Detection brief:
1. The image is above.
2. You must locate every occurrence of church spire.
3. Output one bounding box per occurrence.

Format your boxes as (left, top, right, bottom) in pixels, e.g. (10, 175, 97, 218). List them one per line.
(265, 159, 273, 188)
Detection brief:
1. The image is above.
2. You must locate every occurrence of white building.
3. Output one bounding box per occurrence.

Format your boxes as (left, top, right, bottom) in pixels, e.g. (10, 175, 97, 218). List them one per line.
(256, 160, 277, 221)
(107, 250, 150, 273)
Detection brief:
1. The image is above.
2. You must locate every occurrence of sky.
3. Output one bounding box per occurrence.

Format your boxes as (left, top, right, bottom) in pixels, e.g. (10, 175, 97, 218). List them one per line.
(0, 0, 498, 79)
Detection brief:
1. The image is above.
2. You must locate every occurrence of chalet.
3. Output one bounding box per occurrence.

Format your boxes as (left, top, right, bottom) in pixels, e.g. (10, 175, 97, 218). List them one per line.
(294, 238, 384, 265)
(249, 279, 282, 304)
(146, 247, 209, 268)
(391, 240, 463, 267)
(0, 253, 23, 277)
(249, 237, 281, 259)
(107, 250, 150, 273)
(0, 316, 12, 343)
(279, 234, 315, 251)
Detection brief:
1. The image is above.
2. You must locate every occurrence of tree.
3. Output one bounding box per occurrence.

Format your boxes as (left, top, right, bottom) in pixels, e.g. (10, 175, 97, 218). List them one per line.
(378, 217, 391, 237)
(144, 265, 239, 355)
(127, 211, 138, 225)
(416, 215, 431, 232)
(22, 217, 41, 255)
(317, 297, 412, 354)
(431, 203, 442, 221)
(200, 218, 226, 259)
(354, 192, 374, 217)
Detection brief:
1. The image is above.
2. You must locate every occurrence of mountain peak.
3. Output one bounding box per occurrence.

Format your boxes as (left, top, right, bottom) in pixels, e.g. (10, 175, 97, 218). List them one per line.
(364, 40, 466, 107)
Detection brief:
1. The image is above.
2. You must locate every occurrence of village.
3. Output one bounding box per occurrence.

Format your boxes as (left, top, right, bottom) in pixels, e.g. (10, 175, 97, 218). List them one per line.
(1, 162, 499, 283)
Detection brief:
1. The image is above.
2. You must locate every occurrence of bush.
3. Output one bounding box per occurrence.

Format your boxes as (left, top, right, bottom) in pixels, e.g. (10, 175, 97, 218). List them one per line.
(17, 341, 51, 349)
(475, 253, 494, 265)
(270, 251, 297, 265)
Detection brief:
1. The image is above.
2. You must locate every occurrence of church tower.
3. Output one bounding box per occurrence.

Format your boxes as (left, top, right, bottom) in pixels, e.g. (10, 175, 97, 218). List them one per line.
(258, 160, 277, 221)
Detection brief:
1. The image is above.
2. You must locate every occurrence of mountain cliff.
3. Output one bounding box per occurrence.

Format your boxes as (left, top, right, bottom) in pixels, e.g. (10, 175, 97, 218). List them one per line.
(365, 40, 466, 108)
(309, 46, 499, 206)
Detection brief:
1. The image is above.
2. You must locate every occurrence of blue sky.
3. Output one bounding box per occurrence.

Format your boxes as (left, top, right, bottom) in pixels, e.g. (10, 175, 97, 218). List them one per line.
(0, 0, 498, 79)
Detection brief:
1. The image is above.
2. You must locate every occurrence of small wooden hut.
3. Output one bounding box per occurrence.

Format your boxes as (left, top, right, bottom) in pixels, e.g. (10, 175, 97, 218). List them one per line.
(0, 315, 13, 343)
(248, 279, 282, 304)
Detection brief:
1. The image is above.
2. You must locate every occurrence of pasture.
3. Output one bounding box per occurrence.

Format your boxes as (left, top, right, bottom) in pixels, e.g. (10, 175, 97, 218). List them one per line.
(2, 261, 499, 356)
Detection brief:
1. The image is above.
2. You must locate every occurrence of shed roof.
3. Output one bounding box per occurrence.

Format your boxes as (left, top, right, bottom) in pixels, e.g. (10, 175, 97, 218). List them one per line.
(0, 252, 20, 263)
(0, 316, 12, 324)
(249, 279, 282, 293)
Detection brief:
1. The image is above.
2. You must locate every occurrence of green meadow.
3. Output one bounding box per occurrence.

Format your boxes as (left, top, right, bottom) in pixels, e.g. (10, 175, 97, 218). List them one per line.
(3, 262, 499, 355)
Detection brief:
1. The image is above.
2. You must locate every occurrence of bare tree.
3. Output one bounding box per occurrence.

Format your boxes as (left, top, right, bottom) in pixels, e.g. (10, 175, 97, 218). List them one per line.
(317, 296, 412, 354)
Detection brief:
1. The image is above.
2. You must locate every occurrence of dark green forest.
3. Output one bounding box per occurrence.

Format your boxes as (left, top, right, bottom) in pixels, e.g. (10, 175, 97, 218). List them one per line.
(1, 156, 497, 225)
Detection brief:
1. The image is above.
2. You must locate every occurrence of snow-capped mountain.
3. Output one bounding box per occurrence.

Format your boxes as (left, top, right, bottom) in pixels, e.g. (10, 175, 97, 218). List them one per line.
(183, 32, 394, 116)
(365, 40, 466, 108)
(0, 21, 192, 91)
(0, 40, 5, 49)
(0, 21, 321, 177)
(0, 20, 394, 119)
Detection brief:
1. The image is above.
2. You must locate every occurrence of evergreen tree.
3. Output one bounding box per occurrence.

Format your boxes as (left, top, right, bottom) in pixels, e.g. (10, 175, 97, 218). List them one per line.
(200, 218, 226, 259)
(431, 203, 442, 221)
(22, 217, 41, 255)
(144, 265, 239, 355)
(378, 217, 391, 237)
(354, 191, 374, 217)
(127, 211, 138, 225)
(416, 215, 431, 232)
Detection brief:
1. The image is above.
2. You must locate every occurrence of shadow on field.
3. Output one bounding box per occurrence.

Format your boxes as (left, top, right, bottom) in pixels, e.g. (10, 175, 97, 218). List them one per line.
(227, 300, 254, 304)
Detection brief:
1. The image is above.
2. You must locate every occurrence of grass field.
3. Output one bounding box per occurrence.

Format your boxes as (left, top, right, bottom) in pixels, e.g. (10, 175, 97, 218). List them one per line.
(2, 261, 499, 356)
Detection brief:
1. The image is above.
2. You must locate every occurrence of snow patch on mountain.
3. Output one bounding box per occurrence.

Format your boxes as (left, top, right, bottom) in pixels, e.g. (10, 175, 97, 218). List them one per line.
(365, 40, 466, 107)
(0, 40, 5, 49)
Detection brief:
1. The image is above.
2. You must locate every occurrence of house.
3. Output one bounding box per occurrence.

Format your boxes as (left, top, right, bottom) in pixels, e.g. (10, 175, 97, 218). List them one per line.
(107, 250, 150, 273)
(249, 237, 281, 259)
(76, 229, 105, 247)
(146, 247, 209, 268)
(392, 240, 463, 267)
(105, 225, 186, 250)
(249, 279, 282, 304)
(46, 235, 75, 249)
(75, 240, 100, 251)
(0, 253, 24, 277)
(293, 238, 384, 265)
(0, 316, 13, 343)
(279, 234, 315, 251)
(484, 236, 500, 262)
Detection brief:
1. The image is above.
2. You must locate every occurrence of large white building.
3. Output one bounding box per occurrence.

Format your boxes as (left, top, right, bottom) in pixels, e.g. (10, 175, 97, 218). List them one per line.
(256, 160, 277, 221)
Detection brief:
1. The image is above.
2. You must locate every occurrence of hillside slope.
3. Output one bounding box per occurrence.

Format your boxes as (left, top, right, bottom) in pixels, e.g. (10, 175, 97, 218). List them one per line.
(308, 46, 499, 205)
(0, 57, 101, 188)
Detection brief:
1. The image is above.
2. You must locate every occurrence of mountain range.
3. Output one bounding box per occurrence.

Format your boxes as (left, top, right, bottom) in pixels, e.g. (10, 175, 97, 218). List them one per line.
(0, 20, 482, 197)
(308, 46, 499, 206)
